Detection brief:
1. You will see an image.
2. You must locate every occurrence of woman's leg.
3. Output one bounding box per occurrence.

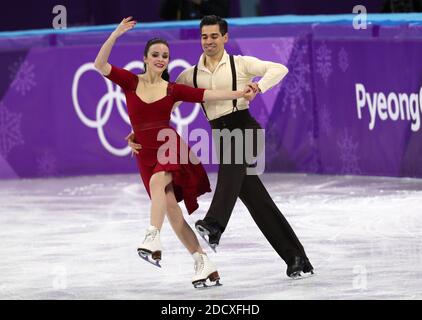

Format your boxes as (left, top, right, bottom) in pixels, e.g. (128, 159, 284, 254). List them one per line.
(164, 183, 220, 287)
(165, 183, 204, 254)
(149, 171, 173, 230)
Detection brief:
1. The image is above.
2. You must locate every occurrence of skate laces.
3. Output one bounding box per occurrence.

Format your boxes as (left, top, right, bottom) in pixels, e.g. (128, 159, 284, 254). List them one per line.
(144, 228, 157, 243)
(194, 255, 205, 274)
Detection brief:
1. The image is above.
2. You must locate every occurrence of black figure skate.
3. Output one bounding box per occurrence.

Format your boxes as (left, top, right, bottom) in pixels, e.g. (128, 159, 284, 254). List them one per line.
(195, 219, 222, 253)
(287, 256, 314, 280)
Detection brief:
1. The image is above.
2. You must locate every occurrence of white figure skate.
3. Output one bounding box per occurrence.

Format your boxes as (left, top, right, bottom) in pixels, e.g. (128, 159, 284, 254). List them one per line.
(137, 226, 162, 268)
(191, 252, 221, 289)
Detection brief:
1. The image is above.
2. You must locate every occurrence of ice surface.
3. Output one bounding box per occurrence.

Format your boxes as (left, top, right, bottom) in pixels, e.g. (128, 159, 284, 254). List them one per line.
(1, 173, 422, 299)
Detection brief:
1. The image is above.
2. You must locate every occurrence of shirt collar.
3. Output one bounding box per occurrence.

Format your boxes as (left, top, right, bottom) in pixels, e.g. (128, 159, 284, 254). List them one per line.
(197, 50, 229, 72)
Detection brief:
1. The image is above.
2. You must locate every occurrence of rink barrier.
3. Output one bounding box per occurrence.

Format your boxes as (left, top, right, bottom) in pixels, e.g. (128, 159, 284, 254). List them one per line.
(1, 14, 422, 179)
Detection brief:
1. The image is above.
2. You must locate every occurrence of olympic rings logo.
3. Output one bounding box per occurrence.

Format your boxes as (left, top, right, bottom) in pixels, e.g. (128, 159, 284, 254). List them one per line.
(71, 59, 201, 156)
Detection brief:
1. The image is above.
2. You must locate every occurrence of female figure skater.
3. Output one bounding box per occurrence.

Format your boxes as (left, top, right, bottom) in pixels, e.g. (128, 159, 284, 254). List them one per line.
(94, 17, 253, 288)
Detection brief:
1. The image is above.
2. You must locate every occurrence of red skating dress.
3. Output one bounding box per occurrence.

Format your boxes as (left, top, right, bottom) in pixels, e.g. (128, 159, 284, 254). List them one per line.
(105, 65, 211, 214)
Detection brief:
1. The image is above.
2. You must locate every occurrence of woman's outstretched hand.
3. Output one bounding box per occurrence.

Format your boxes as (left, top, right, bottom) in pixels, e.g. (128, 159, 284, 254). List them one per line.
(112, 17, 137, 39)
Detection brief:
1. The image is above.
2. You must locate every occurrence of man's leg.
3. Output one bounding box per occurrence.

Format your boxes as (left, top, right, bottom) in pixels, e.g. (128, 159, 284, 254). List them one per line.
(196, 132, 247, 249)
(238, 174, 313, 276)
(206, 163, 245, 229)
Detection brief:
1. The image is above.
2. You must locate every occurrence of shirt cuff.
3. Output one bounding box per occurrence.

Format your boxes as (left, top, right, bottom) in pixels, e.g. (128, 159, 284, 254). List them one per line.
(257, 80, 269, 93)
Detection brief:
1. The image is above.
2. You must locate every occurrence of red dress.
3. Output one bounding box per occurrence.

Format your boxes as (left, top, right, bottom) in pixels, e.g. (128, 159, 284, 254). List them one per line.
(105, 64, 211, 214)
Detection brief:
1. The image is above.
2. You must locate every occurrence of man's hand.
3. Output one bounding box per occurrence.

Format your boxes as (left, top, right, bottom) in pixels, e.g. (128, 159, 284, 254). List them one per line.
(125, 132, 142, 157)
(246, 82, 261, 94)
(243, 85, 257, 102)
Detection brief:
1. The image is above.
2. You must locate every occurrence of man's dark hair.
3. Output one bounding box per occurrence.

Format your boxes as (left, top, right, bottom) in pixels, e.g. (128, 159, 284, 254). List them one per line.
(200, 15, 228, 35)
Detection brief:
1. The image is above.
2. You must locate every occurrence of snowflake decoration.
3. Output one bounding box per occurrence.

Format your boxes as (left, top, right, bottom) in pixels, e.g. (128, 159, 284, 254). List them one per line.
(281, 41, 311, 118)
(338, 47, 349, 72)
(272, 39, 294, 65)
(37, 149, 58, 176)
(9, 59, 36, 96)
(320, 105, 333, 136)
(271, 40, 294, 92)
(0, 103, 24, 158)
(337, 128, 361, 174)
(315, 43, 332, 85)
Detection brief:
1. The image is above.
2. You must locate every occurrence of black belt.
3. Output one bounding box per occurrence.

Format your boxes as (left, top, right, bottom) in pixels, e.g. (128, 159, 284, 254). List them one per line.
(210, 109, 252, 129)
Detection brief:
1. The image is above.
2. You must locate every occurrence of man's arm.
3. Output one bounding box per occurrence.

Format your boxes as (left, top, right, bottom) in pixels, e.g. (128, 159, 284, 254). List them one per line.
(240, 55, 289, 94)
(175, 67, 194, 86)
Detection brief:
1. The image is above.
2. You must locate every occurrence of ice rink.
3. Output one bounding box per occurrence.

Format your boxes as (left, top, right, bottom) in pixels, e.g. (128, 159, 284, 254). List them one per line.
(1, 173, 422, 300)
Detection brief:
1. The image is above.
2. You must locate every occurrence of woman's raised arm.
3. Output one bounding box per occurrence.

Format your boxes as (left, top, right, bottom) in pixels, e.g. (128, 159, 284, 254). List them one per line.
(94, 17, 136, 75)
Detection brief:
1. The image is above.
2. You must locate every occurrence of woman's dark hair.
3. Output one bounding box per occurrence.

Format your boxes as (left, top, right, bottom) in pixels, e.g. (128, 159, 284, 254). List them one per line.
(200, 15, 228, 36)
(143, 38, 170, 81)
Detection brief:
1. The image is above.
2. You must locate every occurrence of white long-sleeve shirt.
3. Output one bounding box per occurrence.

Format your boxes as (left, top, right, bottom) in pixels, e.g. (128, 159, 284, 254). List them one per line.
(175, 50, 288, 121)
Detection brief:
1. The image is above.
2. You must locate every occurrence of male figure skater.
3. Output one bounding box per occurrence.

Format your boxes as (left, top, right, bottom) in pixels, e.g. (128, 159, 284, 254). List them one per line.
(128, 15, 314, 278)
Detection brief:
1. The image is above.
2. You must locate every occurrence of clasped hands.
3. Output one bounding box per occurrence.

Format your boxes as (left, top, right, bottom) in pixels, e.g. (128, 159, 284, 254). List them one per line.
(243, 82, 260, 101)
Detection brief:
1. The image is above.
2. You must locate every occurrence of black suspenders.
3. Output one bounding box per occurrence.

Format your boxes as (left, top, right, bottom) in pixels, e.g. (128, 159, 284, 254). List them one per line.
(229, 55, 238, 112)
(193, 54, 238, 120)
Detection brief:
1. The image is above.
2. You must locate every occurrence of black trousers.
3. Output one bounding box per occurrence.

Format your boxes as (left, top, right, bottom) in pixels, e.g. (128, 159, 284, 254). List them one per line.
(206, 109, 308, 264)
